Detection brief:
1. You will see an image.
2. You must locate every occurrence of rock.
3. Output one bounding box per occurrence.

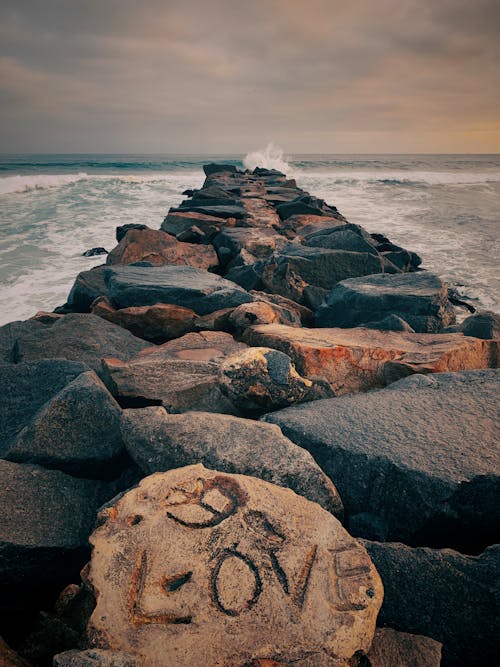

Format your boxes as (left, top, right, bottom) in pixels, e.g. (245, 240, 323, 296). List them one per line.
(106, 228, 218, 271)
(116, 223, 147, 243)
(82, 247, 108, 257)
(276, 200, 326, 220)
(243, 324, 497, 395)
(84, 465, 382, 666)
(364, 541, 499, 667)
(227, 301, 302, 335)
(161, 210, 234, 239)
(0, 460, 105, 613)
(170, 203, 246, 219)
(361, 314, 416, 333)
(0, 320, 47, 362)
(15, 611, 80, 666)
(218, 347, 313, 414)
(240, 197, 282, 228)
(30, 311, 64, 325)
(225, 261, 266, 292)
(251, 292, 313, 326)
(11, 314, 149, 376)
(214, 228, 286, 263)
(363, 628, 442, 667)
(203, 163, 238, 175)
(0, 637, 32, 666)
(104, 265, 253, 314)
(191, 185, 236, 201)
(303, 228, 378, 255)
(316, 272, 456, 333)
(193, 307, 235, 332)
(265, 370, 500, 551)
(67, 266, 109, 312)
(121, 408, 343, 517)
(102, 332, 246, 413)
(0, 360, 90, 456)
(5, 371, 124, 478)
(443, 310, 500, 340)
(53, 649, 140, 666)
(91, 297, 196, 343)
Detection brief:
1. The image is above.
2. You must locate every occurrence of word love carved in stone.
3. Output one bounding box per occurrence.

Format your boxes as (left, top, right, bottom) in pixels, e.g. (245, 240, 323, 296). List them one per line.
(86, 465, 383, 667)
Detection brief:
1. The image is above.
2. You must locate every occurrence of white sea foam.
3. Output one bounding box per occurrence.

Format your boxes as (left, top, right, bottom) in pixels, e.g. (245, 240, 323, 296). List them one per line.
(293, 169, 500, 186)
(243, 143, 292, 174)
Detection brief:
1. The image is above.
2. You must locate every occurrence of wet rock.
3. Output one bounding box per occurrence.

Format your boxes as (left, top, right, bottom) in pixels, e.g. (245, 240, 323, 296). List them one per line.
(82, 247, 108, 257)
(203, 163, 239, 175)
(443, 310, 500, 340)
(161, 210, 234, 239)
(104, 265, 253, 313)
(5, 371, 124, 478)
(116, 223, 147, 243)
(106, 228, 218, 271)
(91, 297, 196, 343)
(364, 541, 499, 667)
(316, 272, 456, 332)
(53, 649, 140, 666)
(302, 228, 378, 255)
(244, 324, 497, 395)
(218, 347, 312, 414)
(265, 370, 500, 551)
(84, 465, 382, 666)
(121, 408, 343, 517)
(362, 628, 442, 667)
(67, 266, 109, 312)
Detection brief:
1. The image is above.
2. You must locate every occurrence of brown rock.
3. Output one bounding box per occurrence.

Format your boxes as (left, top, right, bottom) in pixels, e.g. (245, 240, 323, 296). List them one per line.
(0, 637, 32, 667)
(106, 228, 219, 271)
(193, 307, 235, 332)
(243, 324, 498, 395)
(91, 297, 196, 343)
(227, 301, 302, 335)
(241, 197, 281, 228)
(30, 311, 64, 325)
(161, 210, 235, 239)
(141, 330, 247, 361)
(362, 628, 442, 667)
(53, 649, 140, 666)
(85, 465, 383, 666)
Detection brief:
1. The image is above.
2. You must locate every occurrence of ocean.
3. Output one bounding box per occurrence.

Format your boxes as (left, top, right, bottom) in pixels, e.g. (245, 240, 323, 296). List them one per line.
(0, 151, 499, 326)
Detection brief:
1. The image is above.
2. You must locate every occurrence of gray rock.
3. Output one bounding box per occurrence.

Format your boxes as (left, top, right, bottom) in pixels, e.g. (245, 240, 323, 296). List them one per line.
(203, 163, 238, 176)
(360, 314, 416, 332)
(443, 310, 500, 340)
(116, 223, 147, 243)
(169, 204, 246, 219)
(6, 371, 124, 478)
(105, 265, 253, 314)
(363, 540, 500, 667)
(0, 319, 47, 362)
(303, 228, 379, 255)
(316, 271, 456, 332)
(53, 649, 140, 666)
(121, 407, 343, 518)
(67, 265, 109, 312)
(265, 370, 500, 551)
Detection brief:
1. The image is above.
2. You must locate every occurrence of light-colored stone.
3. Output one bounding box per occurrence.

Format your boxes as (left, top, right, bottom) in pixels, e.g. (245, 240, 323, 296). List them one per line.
(363, 628, 442, 667)
(85, 465, 382, 666)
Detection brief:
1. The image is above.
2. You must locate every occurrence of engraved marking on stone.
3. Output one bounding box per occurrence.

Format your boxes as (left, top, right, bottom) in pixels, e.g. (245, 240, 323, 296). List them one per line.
(126, 514, 143, 526)
(161, 571, 193, 593)
(328, 546, 373, 612)
(212, 549, 262, 617)
(165, 476, 247, 529)
(129, 549, 192, 625)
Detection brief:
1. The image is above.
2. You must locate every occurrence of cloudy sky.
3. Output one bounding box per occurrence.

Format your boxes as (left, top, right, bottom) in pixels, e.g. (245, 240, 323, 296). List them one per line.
(0, 0, 499, 153)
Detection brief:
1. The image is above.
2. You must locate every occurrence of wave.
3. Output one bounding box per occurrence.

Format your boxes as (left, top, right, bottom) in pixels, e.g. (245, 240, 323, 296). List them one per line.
(243, 143, 292, 173)
(294, 169, 500, 186)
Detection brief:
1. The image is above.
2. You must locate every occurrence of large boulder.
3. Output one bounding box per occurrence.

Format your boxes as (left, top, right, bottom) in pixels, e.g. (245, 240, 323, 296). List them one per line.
(265, 370, 500, 552)
(104, 265, 253, 313)
(363, 628, 442, 667)
(67, 265, 108, 312)
(364, 541, 500, 667)
(443, 310, 500, 340)
(161, 210, 234, 240)
(203, 163, 238, 175)
(0, 319, 48, 362)
(121, 408, 343, 517)
(243, 324, 498, 394)
(316, 272, 456, 332)
(84, 465, 382, 666)
(106, 228, 218, 270)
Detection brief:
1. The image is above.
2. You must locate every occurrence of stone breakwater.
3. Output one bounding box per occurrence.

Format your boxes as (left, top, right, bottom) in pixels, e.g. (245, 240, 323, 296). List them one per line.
(0, 163, 498, 667)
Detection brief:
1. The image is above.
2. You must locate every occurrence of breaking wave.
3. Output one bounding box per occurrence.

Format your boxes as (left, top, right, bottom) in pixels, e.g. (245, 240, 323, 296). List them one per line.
(243, 143, 292, 174)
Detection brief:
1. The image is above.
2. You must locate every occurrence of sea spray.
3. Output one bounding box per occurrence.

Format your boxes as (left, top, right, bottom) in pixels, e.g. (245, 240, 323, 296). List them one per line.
(243, 143, 292, 174)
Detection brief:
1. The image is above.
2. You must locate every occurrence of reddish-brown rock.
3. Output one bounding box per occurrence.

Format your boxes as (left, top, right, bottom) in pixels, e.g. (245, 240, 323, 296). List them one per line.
(0, 637, 32, 667)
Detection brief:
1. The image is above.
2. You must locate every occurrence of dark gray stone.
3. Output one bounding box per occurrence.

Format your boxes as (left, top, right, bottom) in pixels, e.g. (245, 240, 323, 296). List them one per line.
(67, 265, 109, 312)
(53, 649, 140, 666)
(169, 204, 246, 219)
(315, 271, 456, 332)
(443, 310, 500, 340)
(203, 163, 238, 176)
(360, 314, 416, 332)
(116, 223, 147, 243)
(363, 541, 500, 667)
(105, 265, 253, 314)
(0, 319, 48, 362)
(276, 200, 325, 220)
(121, 408, 343, 518)
(82, 247, 108, 257)
(303, 228, 379, 255)
(265, 370, 500, 551)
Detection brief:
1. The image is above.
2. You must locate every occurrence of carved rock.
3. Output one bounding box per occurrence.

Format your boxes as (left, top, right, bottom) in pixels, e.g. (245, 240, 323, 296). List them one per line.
(85, 465, 382, 666)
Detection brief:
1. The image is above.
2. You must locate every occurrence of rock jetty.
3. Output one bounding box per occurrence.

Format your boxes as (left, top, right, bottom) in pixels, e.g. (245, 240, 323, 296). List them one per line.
(0, 162, 498, 666)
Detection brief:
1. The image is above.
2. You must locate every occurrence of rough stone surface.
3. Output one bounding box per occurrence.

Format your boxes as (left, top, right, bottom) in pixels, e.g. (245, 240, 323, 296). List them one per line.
(218, 347, 313, 414)
(0, 637, 32, 667)
(243, 324, 498, 394)
(362, 628, 442, 667)
(364, 541, 500, 667)
(105, 265, 253, 313)
(265, 370, 500, 551)
(227, 301, 302, 335)
(85, 465, 382, 666)
(106, 228, 219, 270)
(67, 266, 109, 312)
(53, 649, 140, 666)
(316, 272, 456, 332)
(161, 210, 233, 239)
(443, 310, 500, 340)
(116, 223, 147, 243)
(121, 408, 343, 517)
(0, 320, 48, 362)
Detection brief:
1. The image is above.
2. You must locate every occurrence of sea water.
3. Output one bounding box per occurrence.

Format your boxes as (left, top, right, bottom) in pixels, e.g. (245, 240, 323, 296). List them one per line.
(0, 151, 499, 326)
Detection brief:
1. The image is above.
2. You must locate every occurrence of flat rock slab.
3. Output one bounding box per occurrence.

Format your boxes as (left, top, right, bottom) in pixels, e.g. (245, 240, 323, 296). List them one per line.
(364, 541, 499, 667)
(316, 271, 455, 332)
(161, 211, 234, 239)
(121, 408, 343, 517)
(85, 465, 382, 666)
(265, 370, 500, 551)
(243, 324, 498, 394)
(105, 265, 253, 313)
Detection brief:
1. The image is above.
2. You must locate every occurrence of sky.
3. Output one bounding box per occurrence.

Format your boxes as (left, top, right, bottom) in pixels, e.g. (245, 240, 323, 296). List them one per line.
(0, 0, 499, 154)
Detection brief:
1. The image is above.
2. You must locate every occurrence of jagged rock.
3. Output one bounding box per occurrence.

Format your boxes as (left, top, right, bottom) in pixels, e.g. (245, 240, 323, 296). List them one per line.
(251, 291, 313, 325)
(0, 460, 105, 613)
(53, 650, 140, 666)
(84, 465, 382, 666)
(218, 347, 312, 414)
(161, 210, 234, 239)
(30, 311, 64, 325)
(225, 261, 266, 292)
(443, 310, 500, 340)
(0, 637, 32, 667)
(102, 332, 246, 413)
(106, 228, 218, 271)
(227, 301, 303, 336)
(244, 324, 497, 394)
(116, 223, 147, 243)
(193, 307, 235, 332)
(364, 541, 500, 667)
(91, 297, 196, 343)
(316, 272, 456, 332)
(121, 408, 343, 517)
(276, 199, 326, 220)
(240, 197, 282, 228)
(82, 247, 108, 257)
(169, 203, 246, 219)
(67, 265, 109, 312)
(5, 371, 124, 478)
(104, 265, 253, 313)
(303, 228, 379, 255)
(10, 314, 149, 376)
(363, 628, 442, 667)
(265, 370, 500, 551)
(360, 314, 416, 333)
(214, 227, 287, 263)
(203, 163, 238, 175)
(0, 320, 47, 362)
